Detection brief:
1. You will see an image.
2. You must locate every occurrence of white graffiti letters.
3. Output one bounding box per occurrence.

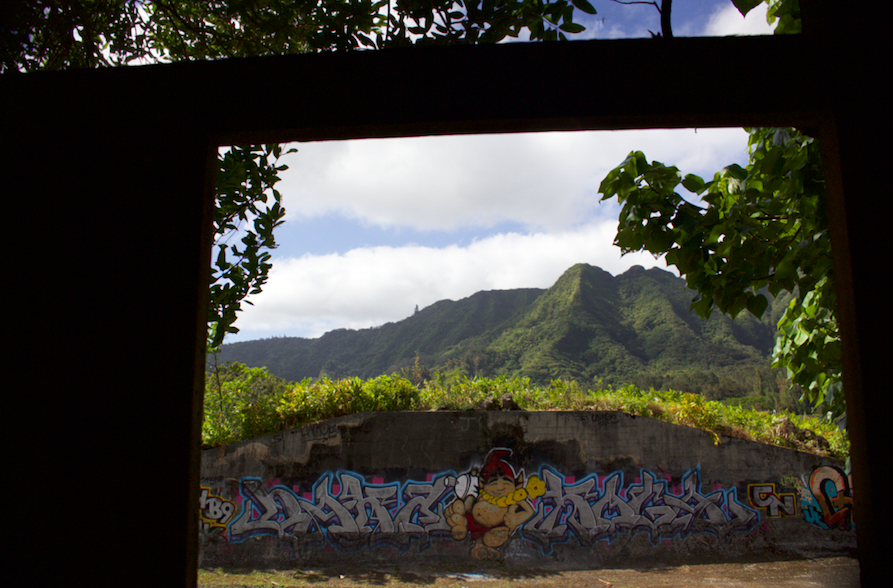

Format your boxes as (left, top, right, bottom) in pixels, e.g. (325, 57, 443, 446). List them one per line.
(229, 473, 455, 550)
(522, 468, 758, 552)
(223, 467, 758, 555)
(199, 486, 236, 527)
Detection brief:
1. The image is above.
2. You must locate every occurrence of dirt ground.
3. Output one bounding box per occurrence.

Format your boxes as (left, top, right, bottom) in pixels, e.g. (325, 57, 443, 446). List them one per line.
(198, 555, 860, 587)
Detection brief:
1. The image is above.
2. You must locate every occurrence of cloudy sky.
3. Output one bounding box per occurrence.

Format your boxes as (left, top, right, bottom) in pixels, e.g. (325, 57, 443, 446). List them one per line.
(224, 1, 774, 343)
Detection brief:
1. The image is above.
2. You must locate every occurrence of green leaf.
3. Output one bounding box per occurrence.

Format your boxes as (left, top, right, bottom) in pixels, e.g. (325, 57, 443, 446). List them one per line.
(723, 164, 748, 181)
(681, 174, 706, 194)
(571, 0, 597, 15)
(731, 0, 763, 17)
(745, 294, 769, 318)
(602, 127, 840, 421)
(559, 22, 585, 34)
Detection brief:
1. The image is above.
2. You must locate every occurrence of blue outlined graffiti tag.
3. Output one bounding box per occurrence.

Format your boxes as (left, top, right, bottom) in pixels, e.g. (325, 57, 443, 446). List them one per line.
(229, 472, 455, 551)
(521, 467, 758, 553)
(224, 466, 758, 554)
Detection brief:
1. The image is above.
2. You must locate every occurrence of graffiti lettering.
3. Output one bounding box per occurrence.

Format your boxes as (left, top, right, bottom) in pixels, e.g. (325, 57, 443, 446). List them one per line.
(219, 466, 760, 557)
(200, 522, 229, 546)
(578, 412, 619, 426)
(300, 422, 338, 442)
(200, 486, 236, 528)
(229, 473, 455, 551)
(800, 466, 854, 530)
(199, 486, 237, 546)
(522, 467, 758, 553)
(747, 483, 796, 517)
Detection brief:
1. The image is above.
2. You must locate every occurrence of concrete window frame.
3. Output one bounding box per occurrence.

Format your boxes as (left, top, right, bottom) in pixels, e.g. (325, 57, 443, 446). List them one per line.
(4, 4, 885, 585)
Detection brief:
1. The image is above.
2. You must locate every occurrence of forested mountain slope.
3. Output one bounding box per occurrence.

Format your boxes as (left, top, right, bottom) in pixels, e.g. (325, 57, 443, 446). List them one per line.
(214, 287, 543, 381)
(214, 264, 791, 399)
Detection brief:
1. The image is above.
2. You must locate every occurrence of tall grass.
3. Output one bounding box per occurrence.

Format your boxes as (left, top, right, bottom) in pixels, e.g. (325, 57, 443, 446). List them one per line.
(203, 365, 848, 460)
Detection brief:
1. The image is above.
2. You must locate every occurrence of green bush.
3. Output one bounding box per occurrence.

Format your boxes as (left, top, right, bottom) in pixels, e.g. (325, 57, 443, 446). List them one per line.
(276, 374, 420, 429)
(202, 365, 848, 462)
(203, 362, 288, 447)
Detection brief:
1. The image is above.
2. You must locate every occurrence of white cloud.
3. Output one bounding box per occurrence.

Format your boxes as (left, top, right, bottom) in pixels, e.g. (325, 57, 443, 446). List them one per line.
(278, 128, 749, 233)
(218, 5, 769, 344)
(233, 220, 670, 339)
(227, 127, 752, 342)
(704, 2, 773, 36)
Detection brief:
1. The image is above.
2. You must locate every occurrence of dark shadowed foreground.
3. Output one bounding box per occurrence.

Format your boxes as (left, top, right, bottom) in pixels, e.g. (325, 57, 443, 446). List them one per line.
(198, 555, 858, 587)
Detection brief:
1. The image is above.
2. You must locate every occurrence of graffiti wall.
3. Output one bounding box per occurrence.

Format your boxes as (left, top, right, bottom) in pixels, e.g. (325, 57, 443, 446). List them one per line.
(199, 411, 856, 568)
(199, 486, 237, 547)
(746, 466, 855, 532)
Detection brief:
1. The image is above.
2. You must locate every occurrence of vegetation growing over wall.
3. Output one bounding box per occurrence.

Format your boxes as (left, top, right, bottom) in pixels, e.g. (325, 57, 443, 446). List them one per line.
(203, 362, 848, 461)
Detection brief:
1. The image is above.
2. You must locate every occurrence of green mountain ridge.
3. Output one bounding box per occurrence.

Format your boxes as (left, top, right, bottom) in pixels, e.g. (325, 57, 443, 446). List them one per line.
(214, 263, 793, 401)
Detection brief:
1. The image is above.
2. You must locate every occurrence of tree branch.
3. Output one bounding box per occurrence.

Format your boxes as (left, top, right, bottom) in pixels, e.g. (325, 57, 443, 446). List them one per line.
(661, 0, 673, 39)
(608, 0, 660, 8)
(609, 0, 672, 38)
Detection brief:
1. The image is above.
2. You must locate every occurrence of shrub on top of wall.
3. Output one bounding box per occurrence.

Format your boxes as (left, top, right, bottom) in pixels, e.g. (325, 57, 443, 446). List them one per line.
(276, 374, 420, 429)
(202, 362, 848, 460)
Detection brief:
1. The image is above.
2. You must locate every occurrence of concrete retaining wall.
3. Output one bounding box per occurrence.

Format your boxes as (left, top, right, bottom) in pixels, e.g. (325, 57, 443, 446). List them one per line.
(199, 411, 855, 569)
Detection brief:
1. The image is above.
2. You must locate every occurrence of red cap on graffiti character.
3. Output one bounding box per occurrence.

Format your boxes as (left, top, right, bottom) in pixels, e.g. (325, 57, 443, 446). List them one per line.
(480, 448, 515, 482)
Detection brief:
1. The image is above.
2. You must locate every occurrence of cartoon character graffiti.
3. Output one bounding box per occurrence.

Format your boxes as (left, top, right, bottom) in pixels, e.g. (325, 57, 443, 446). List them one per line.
(445, 448, 546, 559)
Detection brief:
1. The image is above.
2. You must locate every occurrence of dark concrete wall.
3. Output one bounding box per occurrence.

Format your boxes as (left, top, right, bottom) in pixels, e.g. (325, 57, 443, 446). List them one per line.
(199, 411, 854, 569)
(9, 6, 887, 583)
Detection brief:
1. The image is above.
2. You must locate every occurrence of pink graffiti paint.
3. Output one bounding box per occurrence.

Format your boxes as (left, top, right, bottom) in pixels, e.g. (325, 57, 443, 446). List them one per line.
(332, 485, 341, 495)
(303, 492, 312, 501)
(634, 477, 641, 484)
(713, 483, 722, 491)
(373, 477, 384, 484)
(565, 476, 575, 484)
(292, 484, 300, 493)
(426, 473, 434, 482)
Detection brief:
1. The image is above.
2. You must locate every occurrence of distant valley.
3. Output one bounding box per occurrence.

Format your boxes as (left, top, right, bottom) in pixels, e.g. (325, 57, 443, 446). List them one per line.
(214, 264, 795, 402)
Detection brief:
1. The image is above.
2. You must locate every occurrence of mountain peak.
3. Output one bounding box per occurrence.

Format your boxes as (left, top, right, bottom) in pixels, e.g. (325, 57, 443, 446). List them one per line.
(555, 263, 613, 287)
(216, 263, 778, 393)
(621, 264, 647, 277)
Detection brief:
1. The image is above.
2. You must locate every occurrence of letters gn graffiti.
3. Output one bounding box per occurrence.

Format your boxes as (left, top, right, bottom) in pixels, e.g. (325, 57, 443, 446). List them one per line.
(220, 448, 759, 556)
(747, 483, 797, 518)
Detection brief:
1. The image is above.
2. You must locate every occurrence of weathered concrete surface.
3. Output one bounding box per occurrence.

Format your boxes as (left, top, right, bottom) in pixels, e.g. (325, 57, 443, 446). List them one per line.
(199, 412, 855, 570)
